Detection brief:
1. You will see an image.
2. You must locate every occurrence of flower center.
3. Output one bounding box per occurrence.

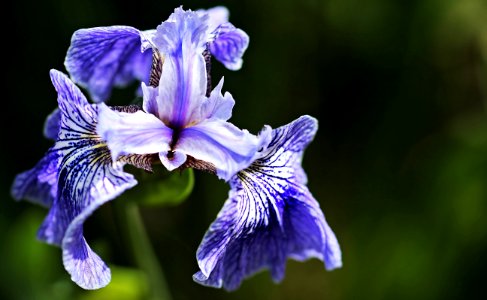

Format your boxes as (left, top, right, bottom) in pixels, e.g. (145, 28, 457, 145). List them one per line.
(168, 128, 182, 160)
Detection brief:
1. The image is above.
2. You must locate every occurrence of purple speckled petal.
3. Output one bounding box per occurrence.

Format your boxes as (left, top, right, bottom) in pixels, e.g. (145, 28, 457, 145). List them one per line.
(97, 103, 173, 161)
(210, 23, 249, 71)
(36, 70, 138, 289)
(194, 116, 342, 290)
(178, 119, 259, 181)
(65, 26, 151, 103)
(152, 8, 209, 128)
(43, 108, 61, 140)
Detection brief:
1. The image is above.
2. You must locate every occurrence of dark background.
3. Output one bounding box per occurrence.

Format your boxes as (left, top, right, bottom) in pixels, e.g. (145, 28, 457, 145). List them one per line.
(2, 0, 486, 299)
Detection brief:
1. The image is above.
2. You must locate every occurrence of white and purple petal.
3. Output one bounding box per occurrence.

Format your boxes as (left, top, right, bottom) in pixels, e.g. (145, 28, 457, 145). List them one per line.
(198, 6, 229, 33)
(97, 104, 173, 161)
(36, 70, 139, 289)
(210, 23, 249, 71)
(196, 77, 235, 122)
(141, 82, 161, 118)
(152, 8, 209, 127)
(178, 120, 259, 181)
(11, 69, 99, 208)
(58, 143, 136, 289)
(153, 7, 209, 56)
(154, 50, 207, 127)
(65, 26, 152, 103)
(159, 151, 188, 171)
(64, 6, 248, 107)
(194, 116, 342, 290)
(38, 137, 137, 289)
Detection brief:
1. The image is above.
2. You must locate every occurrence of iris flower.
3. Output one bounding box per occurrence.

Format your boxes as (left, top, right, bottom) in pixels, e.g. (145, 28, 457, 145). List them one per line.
(12, 6, 342, 292)
(97, 8, 258, 181)
(65, 6, 249, 103)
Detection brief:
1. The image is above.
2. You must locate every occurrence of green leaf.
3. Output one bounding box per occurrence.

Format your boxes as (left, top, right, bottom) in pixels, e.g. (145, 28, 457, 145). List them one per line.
(124, 165, 194, 207)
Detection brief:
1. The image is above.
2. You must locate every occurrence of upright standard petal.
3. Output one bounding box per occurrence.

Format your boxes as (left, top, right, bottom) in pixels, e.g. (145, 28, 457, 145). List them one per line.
(194, 116, 342, 290)
(65, 26, 152, 102)
(210, 23, 249, 71)
(199, 6, 229, 32)
(64, 7, 248, 107)
(95, 8, 256, 178)
(152, 7, 209, 127)
(37, 70, 140, 289)
(153, 7, 209, 55)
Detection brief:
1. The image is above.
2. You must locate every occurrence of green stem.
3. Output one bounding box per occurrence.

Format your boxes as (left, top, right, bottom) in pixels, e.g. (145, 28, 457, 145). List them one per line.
(120, 202, 172, 300)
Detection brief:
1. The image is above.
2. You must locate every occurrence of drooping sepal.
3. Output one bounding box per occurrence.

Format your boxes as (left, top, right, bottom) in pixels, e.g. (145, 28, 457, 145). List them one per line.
(194, 116, 342, 290)
(57, 144, 137, 289)
(35, 70, 140, 289)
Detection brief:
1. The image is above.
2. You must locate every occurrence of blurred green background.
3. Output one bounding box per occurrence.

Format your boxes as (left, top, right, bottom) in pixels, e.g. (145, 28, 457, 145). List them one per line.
(3, 0, 486, 299)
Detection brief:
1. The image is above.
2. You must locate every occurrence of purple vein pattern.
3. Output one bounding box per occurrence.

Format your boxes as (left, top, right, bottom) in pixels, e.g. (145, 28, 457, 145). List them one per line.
(11, 70, 149, 289)
(65, 26, 152, 103)
(194, 116, 342, 290)
(12, 5, 342, 292)
(97, 8, 258, 181)
(65, 6, 249, 103)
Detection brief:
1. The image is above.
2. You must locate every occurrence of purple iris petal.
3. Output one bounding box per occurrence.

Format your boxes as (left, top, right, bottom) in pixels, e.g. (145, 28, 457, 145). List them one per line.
(64, 7, 248, 106)
(32, 70, 139, 289)
(58, 143, 136, 289)
(65, 26, 152, 103)
(153, 7, 209, 55)
(152, 7, 209, 128)
(210, 23, 249, 71)
(159, 151, 187, 171)
(155, 51, 207, 127)
(11, 150, 61, 207)
(97, 103, 173, 161)
(43, 108, 61, 140)
(194, 116, 342, 290)
(197, 78, 234, 121)
(100, 8, 259, 179)
(198, 6, 229, 32)
(141, 82, 160, 118)
(178, 120, 258, 181)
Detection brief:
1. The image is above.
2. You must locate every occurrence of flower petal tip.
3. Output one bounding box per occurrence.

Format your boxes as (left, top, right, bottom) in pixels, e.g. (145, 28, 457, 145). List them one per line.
(63, 246, 111, 290)
(159, 151, 187, 171)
